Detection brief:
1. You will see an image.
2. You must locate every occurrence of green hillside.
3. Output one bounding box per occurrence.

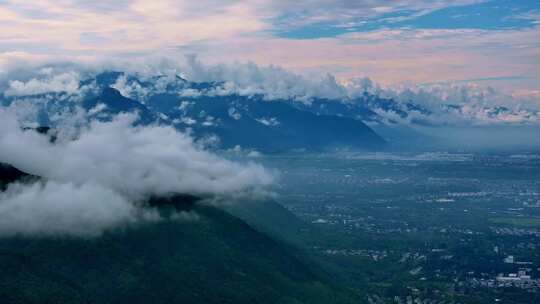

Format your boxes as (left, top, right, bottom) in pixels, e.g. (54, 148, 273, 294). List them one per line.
(0, 165, 358, 304)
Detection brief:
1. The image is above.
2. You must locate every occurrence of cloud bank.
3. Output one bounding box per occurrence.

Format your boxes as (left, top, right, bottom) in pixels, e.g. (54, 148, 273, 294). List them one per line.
(108, 56, 540, 126)
(0, 109, 273, 237)
(345, 80, 540, 126)
(2, 58, 539, 128)
(0, 181, 150, 237)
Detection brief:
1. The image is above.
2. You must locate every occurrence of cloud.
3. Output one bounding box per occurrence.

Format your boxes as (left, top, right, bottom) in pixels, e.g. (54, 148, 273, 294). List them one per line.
(374, 82, 540, 125)
(0, 1, 538, 97)
(185, 25, 540, 94)
(267, 0, 485, 29)
(111, 74, 151, 101)
(170, 56, 540, 125)
(3, 55, 540, 129)
(255, 117, 280, 127)
(334, 67, 539, 126)
(0, 0, 268, 56)
(0, 108, 274, 237)
(0, 56, 538, 238)
(179, 55, 348, 101)
(4, 70, 82, 96)
(5, 57, 538, 127)
(0, 110, 273, 198)
(0, 181, 155, 237)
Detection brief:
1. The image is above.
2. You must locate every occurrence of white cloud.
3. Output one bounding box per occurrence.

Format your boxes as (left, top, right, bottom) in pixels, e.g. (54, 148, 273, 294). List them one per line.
(268, 0, 484, 29)
(186, 25, 540, 95)
(0, 181, 156, 237)
(0, 111, 273, 199)
(5, 71, 82, 96)
(228, 107, 242, 120)
(2, 57, 539, 128)
(111, 74, 150, 100)
(178, 56, 348, 101)
(256, 117, 280, 126)
(0, 109, 274, 237)
(88, 103, 107, 115)
(374, 82, 540, 125)
(0, 0, 537, 96)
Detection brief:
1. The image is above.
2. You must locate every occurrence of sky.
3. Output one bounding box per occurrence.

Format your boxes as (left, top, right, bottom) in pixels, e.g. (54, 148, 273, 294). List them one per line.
(0, 0, 539, 98)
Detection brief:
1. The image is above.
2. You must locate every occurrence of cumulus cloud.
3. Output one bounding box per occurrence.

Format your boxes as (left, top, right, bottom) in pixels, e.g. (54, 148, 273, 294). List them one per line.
(111, 74, 151, 101)
(11, 58, 540, 126)
(5, 71, 82, 97)
(129, 56, 538, 125)
(179, 55, 348, 101)
(0, 111, 273, 198)
(9, 55, 349, 102)
(0, 181, 155, 237)
(339, 74, 540, 126)
(3, 57, 539, 128)
(256, 117, 280, 127)
(0, 109, 274, 237)
(176, 57, 540, 125)
(373, 82, 540, 126)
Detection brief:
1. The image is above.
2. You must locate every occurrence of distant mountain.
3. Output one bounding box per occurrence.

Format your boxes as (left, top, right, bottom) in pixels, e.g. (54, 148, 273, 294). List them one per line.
(1, 71, 386, 152)
(286, 93, 431, 125)
(3, 70, 540, 151)
(156, 94, 384, 151)
(88, 72, 385, 151)
(82, 86, 158, 125)
(0, 166, 358, 304)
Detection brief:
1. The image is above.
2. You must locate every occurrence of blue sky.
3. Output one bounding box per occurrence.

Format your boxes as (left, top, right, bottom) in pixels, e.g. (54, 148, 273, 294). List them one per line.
(276, 0, 540, 39)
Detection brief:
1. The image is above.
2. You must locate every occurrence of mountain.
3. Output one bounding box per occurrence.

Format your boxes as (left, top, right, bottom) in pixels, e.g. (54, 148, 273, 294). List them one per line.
(286, 94, 431, 125)
(1, 71, 386, 152)
(285, 96, 432, 148)
(223, 197, 310, 246)
(0, 163, 36, 191)
(4, 70, 540, 152)
(0, 166, 358, 304)
(82, 87, 158, 125)
(89, 72, 385, 151)
(157, 94, 385, 151)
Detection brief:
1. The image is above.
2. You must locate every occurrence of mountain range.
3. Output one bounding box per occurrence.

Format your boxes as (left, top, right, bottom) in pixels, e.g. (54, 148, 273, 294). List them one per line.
(2, 71, 539, 152)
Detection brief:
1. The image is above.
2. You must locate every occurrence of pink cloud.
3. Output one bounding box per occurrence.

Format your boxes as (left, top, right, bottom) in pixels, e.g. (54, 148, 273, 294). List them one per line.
(0, 0, 538, 95)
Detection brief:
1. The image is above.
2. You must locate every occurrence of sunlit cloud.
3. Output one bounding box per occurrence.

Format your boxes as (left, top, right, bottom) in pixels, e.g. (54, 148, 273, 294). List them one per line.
(0, 0, 539, 96)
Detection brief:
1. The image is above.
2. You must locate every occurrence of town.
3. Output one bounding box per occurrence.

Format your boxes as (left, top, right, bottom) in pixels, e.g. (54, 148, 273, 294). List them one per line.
(262, 152, 540, 303)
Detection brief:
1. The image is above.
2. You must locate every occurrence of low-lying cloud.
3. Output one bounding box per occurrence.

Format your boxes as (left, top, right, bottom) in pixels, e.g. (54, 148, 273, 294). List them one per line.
(3, 57, 539, 124)
(4, 71, 82, 97)
(0, 111, 273, 197)
(0, 181, 153, 237)
(2, 57, 540, 151)
(345, 77, 540, 126)
(0, 109, 274, 237)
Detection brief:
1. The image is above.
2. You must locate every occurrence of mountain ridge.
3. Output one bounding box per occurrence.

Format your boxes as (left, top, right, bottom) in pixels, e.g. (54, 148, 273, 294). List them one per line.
(0, 164, 359, 304)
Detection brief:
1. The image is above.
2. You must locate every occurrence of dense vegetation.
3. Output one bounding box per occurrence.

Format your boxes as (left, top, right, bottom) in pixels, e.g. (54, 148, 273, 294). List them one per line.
(0, 165, 358, 304)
